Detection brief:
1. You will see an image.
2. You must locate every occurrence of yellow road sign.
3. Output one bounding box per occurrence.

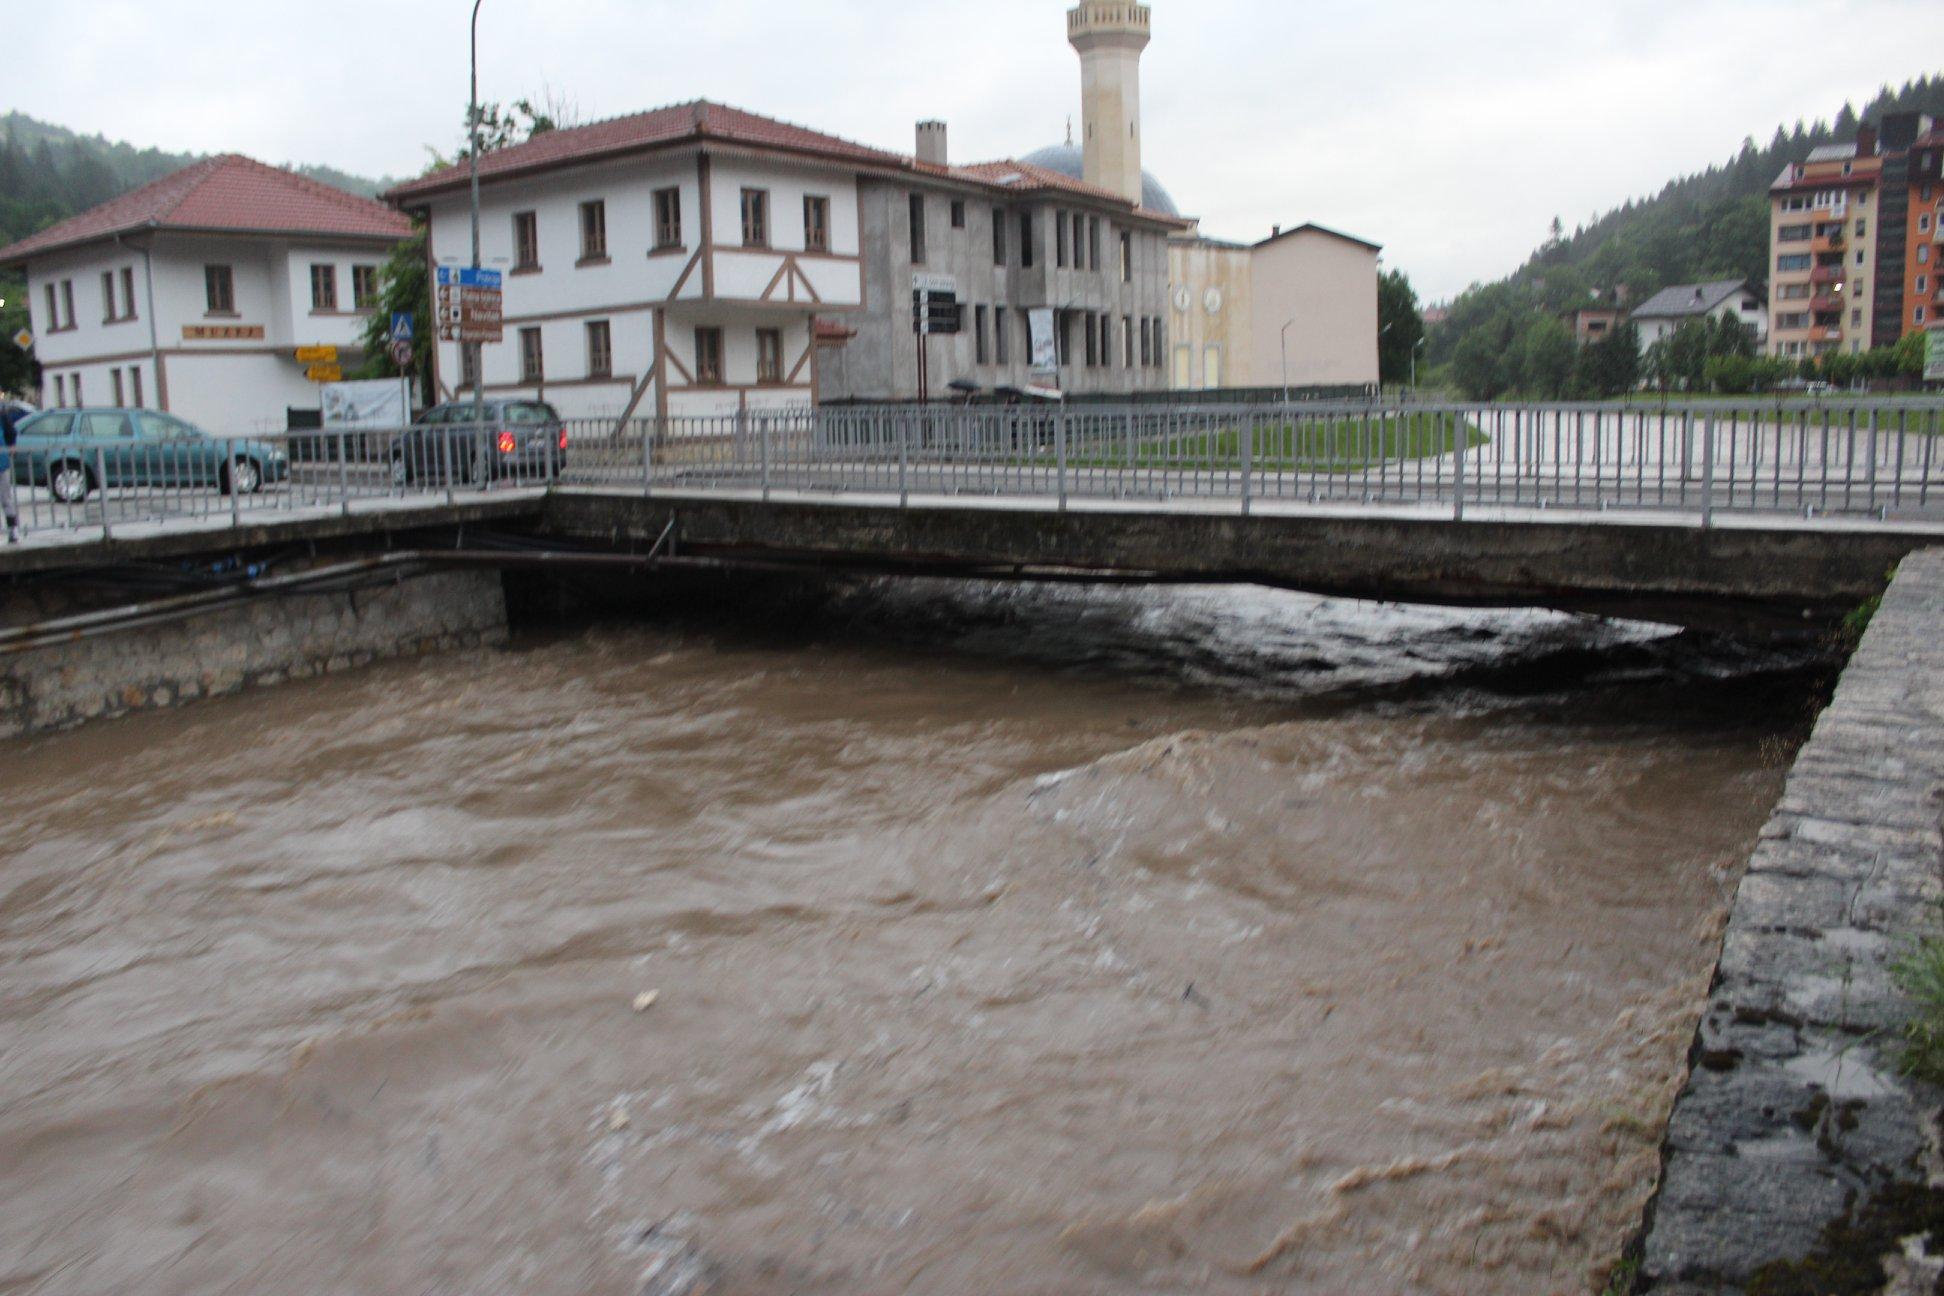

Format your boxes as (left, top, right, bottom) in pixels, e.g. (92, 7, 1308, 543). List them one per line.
(295, 345, 339, 364)
(306, 364, 343, 383)
(10, 328, 30, 350)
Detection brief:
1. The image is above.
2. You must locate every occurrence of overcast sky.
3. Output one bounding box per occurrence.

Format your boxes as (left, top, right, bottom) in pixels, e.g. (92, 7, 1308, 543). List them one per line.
(10, 0, 1944, 300)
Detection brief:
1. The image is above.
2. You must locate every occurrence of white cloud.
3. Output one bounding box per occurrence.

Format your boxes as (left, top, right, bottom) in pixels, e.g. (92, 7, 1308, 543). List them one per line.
(8, 0, 1942, 299)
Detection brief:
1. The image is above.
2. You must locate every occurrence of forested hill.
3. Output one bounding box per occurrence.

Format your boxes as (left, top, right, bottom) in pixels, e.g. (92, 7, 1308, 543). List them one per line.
(0, 111, 387, 252)
(1527, 76, 1944, 304)
(1428, 74, 1944, 375)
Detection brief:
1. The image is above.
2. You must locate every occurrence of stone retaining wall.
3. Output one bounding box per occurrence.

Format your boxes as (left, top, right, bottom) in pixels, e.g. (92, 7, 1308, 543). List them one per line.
(0, 569, 508, 738)
(1641, 548, 1944, 1292)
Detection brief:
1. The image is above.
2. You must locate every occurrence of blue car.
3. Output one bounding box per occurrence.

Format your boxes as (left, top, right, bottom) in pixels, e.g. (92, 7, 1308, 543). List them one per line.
(11, 408, 290, 503)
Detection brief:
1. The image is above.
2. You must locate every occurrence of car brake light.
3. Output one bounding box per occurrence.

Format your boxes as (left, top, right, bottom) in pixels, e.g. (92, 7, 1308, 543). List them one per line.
(496, 431, 516, 454)
(558, 429, 569, 450)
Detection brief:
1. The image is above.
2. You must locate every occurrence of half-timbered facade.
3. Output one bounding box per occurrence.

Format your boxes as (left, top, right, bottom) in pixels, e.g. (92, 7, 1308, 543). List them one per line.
(388, 102, 888, 421)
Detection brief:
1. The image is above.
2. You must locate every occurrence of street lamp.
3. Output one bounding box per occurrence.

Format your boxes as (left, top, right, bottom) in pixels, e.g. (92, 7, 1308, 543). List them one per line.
(468, 0, 485, 426)
(1280, 318, 1297, 405)
(1412, 336, 1426, 393)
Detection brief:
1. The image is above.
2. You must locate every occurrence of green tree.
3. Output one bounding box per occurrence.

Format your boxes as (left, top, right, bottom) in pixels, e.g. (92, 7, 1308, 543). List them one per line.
(1890, 329, 1926, 379)
(1660, 319, 1713, 391)
(1516, 316, 1576, 397)
(1577, 321, 1641, 397)
(1377, 269, 1425, 386)
(355, 226, 433, 405)
(1704, 352, 1756, 394)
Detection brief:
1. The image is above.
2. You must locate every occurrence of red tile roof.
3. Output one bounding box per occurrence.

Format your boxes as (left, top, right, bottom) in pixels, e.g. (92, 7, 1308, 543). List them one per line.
(385, 98, 1187, 226)
(0, 155, 412, 266)
(387, 100, 909, 202)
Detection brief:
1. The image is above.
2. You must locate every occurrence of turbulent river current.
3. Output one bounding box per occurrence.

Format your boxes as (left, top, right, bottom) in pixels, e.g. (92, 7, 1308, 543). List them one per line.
(0, 578, 1826, 1295)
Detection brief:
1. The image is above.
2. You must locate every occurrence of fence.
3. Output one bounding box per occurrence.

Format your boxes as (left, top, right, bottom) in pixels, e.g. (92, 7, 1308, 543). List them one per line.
(8, 399, 1944, 539)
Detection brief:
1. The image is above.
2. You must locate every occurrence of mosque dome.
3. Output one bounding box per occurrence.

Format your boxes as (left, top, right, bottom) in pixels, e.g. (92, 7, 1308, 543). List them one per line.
(1018, 141, 1180, 217)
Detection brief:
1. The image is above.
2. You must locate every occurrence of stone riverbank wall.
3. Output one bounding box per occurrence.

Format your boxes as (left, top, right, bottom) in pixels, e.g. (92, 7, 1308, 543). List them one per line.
(0, 569, 508, 738)
(1641, 548, 1944, 1292)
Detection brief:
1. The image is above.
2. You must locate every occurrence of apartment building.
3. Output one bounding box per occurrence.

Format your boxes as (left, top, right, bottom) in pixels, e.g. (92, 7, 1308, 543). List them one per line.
(1768, 114, 1943, 359)
(0, 155, 411, 431)
(1902, 125, 1943, 337)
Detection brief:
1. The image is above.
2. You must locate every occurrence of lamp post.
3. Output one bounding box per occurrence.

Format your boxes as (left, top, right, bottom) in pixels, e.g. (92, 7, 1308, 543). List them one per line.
(468, 0, 485, 427)
(1280, 319, 1296, 405)
(1412, 336, 1426, 393)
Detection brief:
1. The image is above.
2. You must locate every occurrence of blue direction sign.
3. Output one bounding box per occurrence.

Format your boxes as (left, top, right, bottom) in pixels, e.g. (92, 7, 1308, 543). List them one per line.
(436, 266, 503, 291)
(434, 266, 504, 344)
(390, 312, 415, 344)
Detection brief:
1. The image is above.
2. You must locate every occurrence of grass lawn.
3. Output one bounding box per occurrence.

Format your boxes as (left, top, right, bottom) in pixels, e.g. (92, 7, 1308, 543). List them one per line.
(1065, 412, 1490, 474)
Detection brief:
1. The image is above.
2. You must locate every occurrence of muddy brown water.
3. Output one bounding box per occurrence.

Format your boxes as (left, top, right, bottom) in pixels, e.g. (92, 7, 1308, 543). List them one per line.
(0, 579, 1822, 1295)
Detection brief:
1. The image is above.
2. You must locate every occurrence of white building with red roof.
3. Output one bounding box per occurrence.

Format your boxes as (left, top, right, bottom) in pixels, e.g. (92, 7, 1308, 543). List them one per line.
(0, 154, 412, 431)
(385, 97, 1184, 417)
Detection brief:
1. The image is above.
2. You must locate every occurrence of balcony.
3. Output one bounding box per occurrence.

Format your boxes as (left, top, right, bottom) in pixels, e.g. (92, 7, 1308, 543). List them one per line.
(1810, 231, 1846, 254)
(1809, 324, 1843, 343)
(1810, 265, 1843, 285)
(1809, 293, 1843, 313)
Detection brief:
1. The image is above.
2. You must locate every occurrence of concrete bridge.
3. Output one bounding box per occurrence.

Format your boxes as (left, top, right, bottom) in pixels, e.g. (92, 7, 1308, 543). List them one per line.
(4, 399, 1944, 633)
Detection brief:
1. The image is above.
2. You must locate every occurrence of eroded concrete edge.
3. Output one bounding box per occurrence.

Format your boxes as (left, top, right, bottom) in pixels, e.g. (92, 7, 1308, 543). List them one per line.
(1640, 547, 1944, 1293)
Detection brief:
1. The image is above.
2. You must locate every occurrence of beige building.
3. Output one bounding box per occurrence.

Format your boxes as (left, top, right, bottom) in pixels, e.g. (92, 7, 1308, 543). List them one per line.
(1166, 223, 1380, 391)
(1030, 2, 1381, 393)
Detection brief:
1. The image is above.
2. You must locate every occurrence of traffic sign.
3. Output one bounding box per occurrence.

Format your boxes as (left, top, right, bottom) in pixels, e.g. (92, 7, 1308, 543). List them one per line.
(306, 363, 343, 383)
(10, 328, 30, 350)
(390, 312, 415, 344)
(436, 266, 504, 344)
(911, 272, 961, 336)
(389, 339, 414, 368)
(296, 345, 338, 364)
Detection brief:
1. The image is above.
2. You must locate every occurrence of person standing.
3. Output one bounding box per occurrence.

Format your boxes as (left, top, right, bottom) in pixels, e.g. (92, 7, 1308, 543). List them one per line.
(0, 402, 21, 543)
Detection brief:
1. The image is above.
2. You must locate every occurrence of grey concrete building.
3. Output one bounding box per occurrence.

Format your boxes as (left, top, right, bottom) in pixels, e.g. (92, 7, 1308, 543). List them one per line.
(820, 133, 1182, 402)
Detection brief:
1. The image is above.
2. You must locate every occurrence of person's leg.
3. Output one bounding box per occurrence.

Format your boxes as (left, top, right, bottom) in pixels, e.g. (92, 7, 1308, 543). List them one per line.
(1, 468, 19, 541)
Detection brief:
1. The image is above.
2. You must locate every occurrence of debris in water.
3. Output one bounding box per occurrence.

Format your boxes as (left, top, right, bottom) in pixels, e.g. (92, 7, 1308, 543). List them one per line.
(633, 991, 660, 1013)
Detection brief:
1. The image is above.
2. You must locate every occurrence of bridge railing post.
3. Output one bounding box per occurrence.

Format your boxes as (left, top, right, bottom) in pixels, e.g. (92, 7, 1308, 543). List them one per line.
(1701, 413, 1716, 529)
(1240, 409, 1253, 517)
(337, 429, 352, 517)
(228, 439, 241, 528)
(760, 411, 772, 503)
(642, 419, 655, 500)
(898, 410, 909, 508)
(1452, 408, 1466, 522)
(95, 445, 112, 540)
(1057, 408, 1068, 513)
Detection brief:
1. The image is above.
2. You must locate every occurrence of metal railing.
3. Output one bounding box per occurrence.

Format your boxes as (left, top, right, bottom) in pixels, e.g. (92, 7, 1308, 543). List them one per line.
(8, 399, 1944, 541)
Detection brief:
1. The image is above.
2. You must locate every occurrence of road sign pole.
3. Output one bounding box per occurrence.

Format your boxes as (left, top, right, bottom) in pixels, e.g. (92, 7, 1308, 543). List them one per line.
(469, 0, 486, 430)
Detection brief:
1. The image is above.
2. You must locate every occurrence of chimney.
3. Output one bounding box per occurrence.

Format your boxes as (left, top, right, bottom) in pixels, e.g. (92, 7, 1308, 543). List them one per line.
(916, 120, 948, 167)
(1271, 223, 1282, 238)
(1856, 122, 1878, 157)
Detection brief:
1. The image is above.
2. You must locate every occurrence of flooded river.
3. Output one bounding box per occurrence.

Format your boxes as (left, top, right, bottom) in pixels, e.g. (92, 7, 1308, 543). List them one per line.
(0, 579, 1822, 1295)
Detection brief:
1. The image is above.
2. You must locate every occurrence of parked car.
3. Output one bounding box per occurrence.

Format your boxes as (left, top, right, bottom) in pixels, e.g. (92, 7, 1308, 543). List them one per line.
(390, 399, 566, 487)
(10, 408, 289, 503)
